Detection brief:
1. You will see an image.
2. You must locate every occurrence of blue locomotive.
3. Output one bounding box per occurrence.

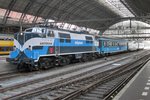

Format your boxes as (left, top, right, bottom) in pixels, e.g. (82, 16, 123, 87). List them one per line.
(6, 27, 128, 71)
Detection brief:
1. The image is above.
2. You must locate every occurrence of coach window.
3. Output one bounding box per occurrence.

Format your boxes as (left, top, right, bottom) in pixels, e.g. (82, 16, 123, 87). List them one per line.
(108, 41, 111, 47)
(104, 41, 107, 47)
(112, 42, 115, 46)
(47, 31, 54, 37)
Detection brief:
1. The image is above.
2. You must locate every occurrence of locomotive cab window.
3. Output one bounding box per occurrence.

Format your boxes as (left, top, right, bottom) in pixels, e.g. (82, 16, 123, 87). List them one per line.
(25, 29, 32, 32)
(47, 31, 54, 37)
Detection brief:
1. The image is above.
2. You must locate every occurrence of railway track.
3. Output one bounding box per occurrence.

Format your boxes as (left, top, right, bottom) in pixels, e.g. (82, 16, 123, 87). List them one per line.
(0, 50, 145, 81)
(0, 50, 149, 100)
(28, 54, 150, 100)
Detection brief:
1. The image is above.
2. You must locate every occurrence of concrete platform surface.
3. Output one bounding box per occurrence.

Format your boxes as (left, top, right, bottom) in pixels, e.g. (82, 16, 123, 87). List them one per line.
(114, 60, 150, 100)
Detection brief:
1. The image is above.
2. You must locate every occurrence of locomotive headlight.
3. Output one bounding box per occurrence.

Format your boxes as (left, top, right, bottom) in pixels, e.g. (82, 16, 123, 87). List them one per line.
(13, 46, 16, 51)
(28, 45, 32, 50)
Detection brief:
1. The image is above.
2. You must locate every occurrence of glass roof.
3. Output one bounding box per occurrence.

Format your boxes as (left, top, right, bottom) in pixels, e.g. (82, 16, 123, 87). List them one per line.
(103, 0, 135, 17)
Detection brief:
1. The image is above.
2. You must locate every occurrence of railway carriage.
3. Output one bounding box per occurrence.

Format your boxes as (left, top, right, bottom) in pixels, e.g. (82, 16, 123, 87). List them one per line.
(0, 38, 14, 55)
(97, 37, 128, 54)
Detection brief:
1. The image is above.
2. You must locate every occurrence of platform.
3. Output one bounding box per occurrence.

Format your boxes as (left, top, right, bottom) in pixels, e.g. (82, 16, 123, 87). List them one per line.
(114, 60, 150, 100)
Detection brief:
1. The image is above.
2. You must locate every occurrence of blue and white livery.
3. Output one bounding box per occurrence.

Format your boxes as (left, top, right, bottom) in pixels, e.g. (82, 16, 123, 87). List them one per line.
(7, 27, 128, 71)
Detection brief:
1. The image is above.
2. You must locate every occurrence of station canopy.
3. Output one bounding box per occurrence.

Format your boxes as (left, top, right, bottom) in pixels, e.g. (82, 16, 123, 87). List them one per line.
(0, 0, 149, 32)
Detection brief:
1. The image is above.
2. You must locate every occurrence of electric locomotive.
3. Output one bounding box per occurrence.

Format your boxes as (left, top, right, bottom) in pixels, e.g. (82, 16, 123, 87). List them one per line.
(6, 27, 98, 71)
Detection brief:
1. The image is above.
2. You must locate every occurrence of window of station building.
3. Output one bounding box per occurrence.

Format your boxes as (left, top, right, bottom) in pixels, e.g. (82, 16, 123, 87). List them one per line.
(85, 36, 93, 43)
(59, 33, 71, 43)
(47, 31, 54, 37)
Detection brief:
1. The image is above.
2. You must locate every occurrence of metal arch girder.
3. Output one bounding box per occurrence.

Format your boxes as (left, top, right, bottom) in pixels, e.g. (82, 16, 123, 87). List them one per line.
(61, 0, 93, 20)
(96, 20, 122, 32)
(90, 1, 110, 17)
(72, 3, 116, 27)
(124, 37, 150, 41)
(59, 0, 95, 23)
(61, 0, 106, 27)
(32, 0, 51, 24)
(97, 18, 149, 33)
(56, 0, 79, 21)
(74, 0, 106, 18)
(39, 0, 92, 23)
(89, 22, 100, 29)
(68, 2, 89, 16)
(61, 1, 89, 20)
(44, 0, 86, 24)
(2, 0, 17, 25)
(19, 0, 35, 23)
(121, 0, 146, 16)
(120, 0, 137, 16)
(44, 0, 65, 20)
(46, 0, 69, 21)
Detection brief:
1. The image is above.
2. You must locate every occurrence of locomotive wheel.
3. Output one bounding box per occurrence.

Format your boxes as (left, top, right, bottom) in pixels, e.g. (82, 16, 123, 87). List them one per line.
(60, 57, 67, 66)
(92, 54, 96, 60)
(39, 59, 46, 69)
(27, 64, 33, 71)
(43, 60, 49, 69)
(17, 63, 24, 72)
(66, 57, 70, 64)
(82, 54, 88, 62)
(47, 59, 54, 68)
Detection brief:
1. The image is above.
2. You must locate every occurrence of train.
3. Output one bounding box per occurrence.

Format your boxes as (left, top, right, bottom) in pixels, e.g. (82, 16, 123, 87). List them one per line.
(128, 41, 144, 51)
(0, 37, 14, 55)
(6, 27, 136, 71)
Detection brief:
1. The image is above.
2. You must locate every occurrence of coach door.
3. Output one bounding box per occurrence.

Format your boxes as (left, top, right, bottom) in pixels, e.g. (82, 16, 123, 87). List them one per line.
(99, 40, 102, 54)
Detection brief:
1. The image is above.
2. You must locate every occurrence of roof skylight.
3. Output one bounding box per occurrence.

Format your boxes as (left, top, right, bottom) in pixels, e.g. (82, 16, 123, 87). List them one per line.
(105, 0, 135, 17)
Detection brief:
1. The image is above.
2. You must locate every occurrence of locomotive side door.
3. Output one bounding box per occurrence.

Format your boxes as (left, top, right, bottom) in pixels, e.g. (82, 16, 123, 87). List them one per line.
(55, 32, 60, 56)
(99, 40, 102, 54)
